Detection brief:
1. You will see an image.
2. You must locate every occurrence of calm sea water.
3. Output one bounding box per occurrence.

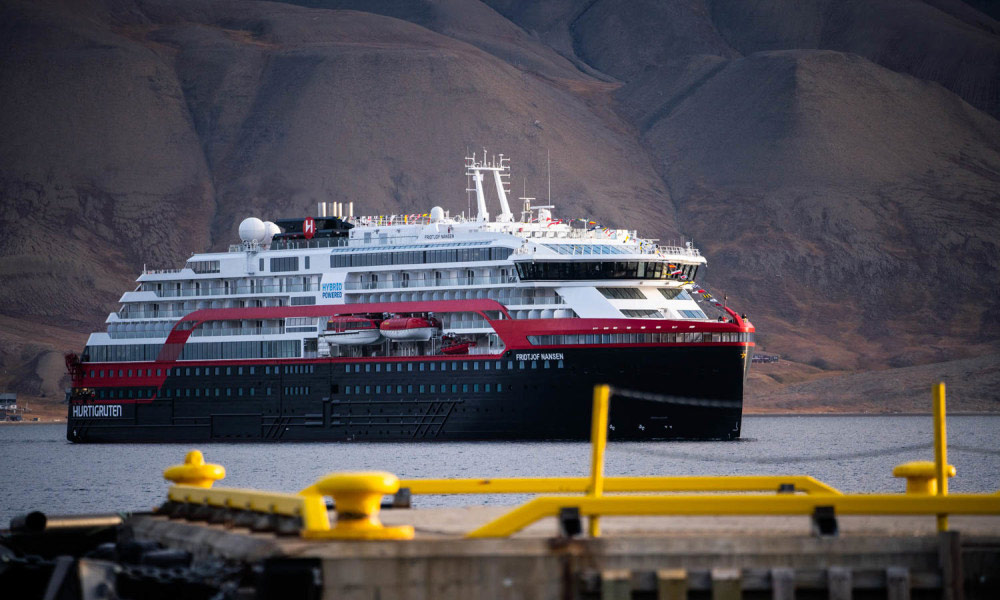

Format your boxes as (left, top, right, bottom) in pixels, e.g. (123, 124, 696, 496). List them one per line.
(2, 416, 999, 524)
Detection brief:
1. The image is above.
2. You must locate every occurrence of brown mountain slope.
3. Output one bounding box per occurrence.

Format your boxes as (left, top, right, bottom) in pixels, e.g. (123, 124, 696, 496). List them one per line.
(486, 0, 1000, 118)
(747, 353, 1000, 413)
(0, 0, 677, 399)
(620, 50, 1000, 368)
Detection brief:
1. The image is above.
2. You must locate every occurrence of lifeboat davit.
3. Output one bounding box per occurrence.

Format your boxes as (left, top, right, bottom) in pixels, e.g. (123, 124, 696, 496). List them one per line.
(441, 334, 473, 355)
(321, 316, 383, 345)
(380, 316, 440, 342)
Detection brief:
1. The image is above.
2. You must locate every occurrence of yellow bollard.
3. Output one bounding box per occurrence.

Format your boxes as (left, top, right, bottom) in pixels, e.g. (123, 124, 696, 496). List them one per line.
(588, 384, 611, 537)
(893, 461, 955, 494)
(301, 472, 414, 540)
(933, 382, 949, 531)
(163, 450, 226, 488)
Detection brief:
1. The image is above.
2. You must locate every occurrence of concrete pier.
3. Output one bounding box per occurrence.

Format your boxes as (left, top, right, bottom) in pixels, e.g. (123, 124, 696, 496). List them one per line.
(129, 508, 1000, 599)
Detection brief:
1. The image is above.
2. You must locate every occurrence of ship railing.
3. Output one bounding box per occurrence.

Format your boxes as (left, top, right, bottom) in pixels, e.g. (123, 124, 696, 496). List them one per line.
(353, 215, 433, 227)
(228, 238, 351, 252)
(142, 268, 185, 275)
(345, 276, 519, 291)
(147, 283, 319, 298)
(500, 296, 562, 305)
(116, 310, 188, 319)
(107, 332, 168, 340)
(156, 383, 1000, 541)
(190, 326, 286, 337)
(269, 238, 351, 251)
(657, 245, 702, 257)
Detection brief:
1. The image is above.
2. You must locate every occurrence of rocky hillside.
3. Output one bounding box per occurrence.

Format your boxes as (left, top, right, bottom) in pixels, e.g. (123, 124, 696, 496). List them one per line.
(1, 0, 998, 411)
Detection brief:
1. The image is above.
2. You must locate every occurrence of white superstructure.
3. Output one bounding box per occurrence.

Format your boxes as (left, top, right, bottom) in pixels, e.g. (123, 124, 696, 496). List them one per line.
(84, 152, 714, 363)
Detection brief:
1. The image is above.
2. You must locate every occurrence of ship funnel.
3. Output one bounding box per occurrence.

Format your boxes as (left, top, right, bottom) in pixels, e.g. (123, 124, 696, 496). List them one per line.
(318, 202, 327, 217)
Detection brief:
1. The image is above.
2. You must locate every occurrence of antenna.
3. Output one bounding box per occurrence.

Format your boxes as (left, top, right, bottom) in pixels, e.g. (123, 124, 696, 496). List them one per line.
(547, 149, 551, 204)
(466, 147, 472, 218)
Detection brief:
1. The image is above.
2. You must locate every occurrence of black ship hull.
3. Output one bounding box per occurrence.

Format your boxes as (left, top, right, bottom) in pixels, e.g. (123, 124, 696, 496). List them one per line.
(67, 345, 749, 443)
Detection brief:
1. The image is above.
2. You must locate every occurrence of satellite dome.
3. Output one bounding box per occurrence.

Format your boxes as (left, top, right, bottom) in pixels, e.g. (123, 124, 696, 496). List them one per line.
(239, 217, 265, 243)
(263, 221, 281, 242)
(430, 206, 445, 222)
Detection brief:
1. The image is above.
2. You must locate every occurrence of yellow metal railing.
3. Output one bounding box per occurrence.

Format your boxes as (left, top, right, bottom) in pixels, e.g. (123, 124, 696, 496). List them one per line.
(398, 475, 842, 496)
(464, 493, 1000, 538)
(158, 381, 1000, 540)
(463, 380, 999, 538)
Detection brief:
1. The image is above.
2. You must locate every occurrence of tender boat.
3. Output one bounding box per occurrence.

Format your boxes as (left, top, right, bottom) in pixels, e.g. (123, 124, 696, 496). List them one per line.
(441, 334, 473, 355)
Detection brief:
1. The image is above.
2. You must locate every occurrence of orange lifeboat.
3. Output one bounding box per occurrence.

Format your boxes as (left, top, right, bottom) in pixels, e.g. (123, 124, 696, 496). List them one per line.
(380, 316, 440, 342)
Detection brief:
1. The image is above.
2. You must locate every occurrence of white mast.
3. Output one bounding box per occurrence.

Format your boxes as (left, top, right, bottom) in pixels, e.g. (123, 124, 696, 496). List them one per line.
(465, 149, 515, 223)
(491, 153, 513, 223)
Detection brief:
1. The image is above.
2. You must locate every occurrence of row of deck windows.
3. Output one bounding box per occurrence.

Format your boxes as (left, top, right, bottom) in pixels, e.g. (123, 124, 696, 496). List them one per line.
(84, 340, 301, 363)
(516, 261, 698, 281)
(86, 381, 517, 400)
(331, 246, 512, 268)
(87, 359, 571, 380)
(343, 359, 564, 373)
(343, 383, 505, 395)
(527, 332, 753, 345)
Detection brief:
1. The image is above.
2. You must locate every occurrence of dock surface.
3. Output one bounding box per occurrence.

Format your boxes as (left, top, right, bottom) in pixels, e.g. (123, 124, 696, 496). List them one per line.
(130, 509, 1000, 599)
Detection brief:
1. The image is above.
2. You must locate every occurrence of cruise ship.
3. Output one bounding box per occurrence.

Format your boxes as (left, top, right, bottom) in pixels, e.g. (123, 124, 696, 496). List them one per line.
(65, 153, 754, 442)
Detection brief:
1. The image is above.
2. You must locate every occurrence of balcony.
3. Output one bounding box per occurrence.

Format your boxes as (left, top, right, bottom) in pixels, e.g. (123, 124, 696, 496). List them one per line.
(345, 276, 518, 291)
(190, 327, 287, 338)
(144, 283, 319, 298)
(116, 309, 188, 319)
